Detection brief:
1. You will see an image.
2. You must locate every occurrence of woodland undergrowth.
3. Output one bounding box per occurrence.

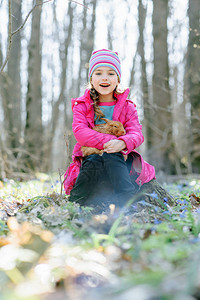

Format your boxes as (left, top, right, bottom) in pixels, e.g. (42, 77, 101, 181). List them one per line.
(0, 173, 200, 300)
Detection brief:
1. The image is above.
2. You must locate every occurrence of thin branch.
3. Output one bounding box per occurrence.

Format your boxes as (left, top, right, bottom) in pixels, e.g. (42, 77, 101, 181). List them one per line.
(58, 168, 65, 198)
(0, 0, 12, 73)
(70, 0, 89, 9)
(0, 0, 54, 74)
(0, 0, 88, 74)
(12, 0, 55, 35)
(11, 3, 37, 36)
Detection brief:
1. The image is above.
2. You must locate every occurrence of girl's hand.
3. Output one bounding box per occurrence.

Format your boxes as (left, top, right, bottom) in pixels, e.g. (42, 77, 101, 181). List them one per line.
(103, 139, 126, 153)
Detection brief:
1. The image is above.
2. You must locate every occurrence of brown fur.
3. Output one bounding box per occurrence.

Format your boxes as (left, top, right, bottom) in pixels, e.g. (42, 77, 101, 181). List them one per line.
(81, 118, 126, 157)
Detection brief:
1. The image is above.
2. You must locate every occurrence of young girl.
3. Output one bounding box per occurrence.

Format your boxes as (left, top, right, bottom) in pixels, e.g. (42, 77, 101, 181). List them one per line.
(64, 49, 155, 208)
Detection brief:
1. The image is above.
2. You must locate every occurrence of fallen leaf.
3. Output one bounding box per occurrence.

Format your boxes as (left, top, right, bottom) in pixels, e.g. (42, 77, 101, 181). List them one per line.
(0, 237, 10, 247)
(7, 217, 20, 232)
(0, 181, 4, 188)
(189, 193, 200, 208)
(142, 229, 153, 240)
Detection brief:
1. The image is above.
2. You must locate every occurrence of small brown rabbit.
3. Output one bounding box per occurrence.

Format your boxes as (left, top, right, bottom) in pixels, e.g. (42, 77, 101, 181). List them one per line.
(81, 118, 126, 157)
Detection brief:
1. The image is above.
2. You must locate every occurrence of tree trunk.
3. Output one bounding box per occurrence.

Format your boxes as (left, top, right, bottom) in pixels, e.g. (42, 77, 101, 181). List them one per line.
(137, 0, 153, 162)
(24, 0, 43, 170)
(0, 0, 22, 176)
(6, 0, 22, 153)
(186, 0, 200, 172)
(46, 2, 74, 171)
(77, 0, 96, 95)
(173, 67, 192, 174)
(152, 0, 172, 173)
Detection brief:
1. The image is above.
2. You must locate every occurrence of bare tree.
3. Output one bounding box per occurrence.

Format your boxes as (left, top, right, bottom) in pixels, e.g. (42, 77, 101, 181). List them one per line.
(0, 0, 55, 74)
(24, 0, 43, 170)
(137, 0, 154, 161)
(6, 0, 22, 152)
(45, 2, 74, 171)
(0, 0, 22, 176)
(152, 0, 172, 172)
(185, 0, 200, 172)
(77, 0, 97, 95)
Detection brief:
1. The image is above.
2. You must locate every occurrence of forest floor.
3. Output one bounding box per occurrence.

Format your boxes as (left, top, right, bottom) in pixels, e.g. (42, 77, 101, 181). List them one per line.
(0, 173, 200, 300)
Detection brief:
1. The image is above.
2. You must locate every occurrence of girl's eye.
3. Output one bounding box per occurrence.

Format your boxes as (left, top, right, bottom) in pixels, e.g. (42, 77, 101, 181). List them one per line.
(109, 73, 115, 76)
(95, 72, 101, 75)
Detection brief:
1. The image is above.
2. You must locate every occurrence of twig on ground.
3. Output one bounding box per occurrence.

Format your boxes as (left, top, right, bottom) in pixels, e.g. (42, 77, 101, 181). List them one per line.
(58, 168, 65, 198)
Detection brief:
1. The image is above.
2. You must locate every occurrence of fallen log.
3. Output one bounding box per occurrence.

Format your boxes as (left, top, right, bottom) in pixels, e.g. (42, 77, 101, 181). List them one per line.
(138, 179, 174, 206)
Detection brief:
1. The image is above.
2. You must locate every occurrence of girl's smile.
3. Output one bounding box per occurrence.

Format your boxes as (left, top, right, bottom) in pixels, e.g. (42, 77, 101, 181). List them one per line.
(99, 83, 110, 87)
(91, 67, 119, 102)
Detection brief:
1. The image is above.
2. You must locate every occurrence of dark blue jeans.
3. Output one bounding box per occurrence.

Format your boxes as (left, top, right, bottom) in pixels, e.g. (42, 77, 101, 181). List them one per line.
(70, 153, 138, 207)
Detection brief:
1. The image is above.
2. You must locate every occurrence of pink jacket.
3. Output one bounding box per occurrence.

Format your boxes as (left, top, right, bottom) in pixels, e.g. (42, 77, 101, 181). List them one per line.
(64, 88, 156, 195)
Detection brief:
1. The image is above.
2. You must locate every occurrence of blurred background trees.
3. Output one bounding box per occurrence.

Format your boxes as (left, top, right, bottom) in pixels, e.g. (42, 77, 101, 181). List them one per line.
(0, 0, 199, 179)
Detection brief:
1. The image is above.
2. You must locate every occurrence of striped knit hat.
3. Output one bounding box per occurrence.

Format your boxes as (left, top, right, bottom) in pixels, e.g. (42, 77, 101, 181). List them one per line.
(88, 49, 121, 81)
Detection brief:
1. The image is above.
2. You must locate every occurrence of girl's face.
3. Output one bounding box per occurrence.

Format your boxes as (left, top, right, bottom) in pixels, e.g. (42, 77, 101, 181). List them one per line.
(91, 67, 119, 101)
